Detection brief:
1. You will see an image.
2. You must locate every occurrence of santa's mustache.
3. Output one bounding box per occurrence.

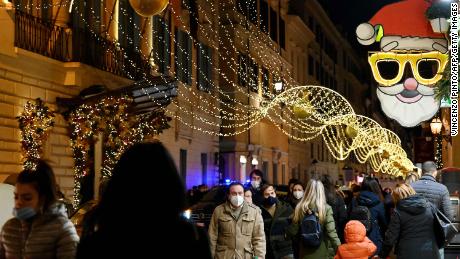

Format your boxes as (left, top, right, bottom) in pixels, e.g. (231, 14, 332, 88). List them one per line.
(378, 83, 434, 96)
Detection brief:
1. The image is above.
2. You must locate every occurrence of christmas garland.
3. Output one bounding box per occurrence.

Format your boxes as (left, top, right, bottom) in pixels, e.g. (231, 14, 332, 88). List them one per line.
(17, 98, 55, 170)
(68, 96, 171, 207)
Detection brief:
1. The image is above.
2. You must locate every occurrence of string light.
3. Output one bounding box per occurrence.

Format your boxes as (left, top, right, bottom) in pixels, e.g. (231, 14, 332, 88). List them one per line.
(68, 96, 171, 207)
(17, 98, 55, 170)
(13, 1, 415, 202)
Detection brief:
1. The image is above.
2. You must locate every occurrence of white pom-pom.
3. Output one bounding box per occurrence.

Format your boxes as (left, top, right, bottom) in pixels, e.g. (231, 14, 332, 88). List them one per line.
(356, 23, 376, 46)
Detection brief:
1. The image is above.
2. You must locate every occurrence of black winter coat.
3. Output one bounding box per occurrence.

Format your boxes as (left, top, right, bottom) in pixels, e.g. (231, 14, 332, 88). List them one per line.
(380, 195, 439, 259)
(326, 194, 347, 243)
(261, 200, 294, 259)
(356, 191, 388, 255)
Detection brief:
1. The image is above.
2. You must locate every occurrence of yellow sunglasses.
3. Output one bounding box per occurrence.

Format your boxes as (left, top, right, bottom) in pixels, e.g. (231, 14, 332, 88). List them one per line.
(368, 51, 448, 86)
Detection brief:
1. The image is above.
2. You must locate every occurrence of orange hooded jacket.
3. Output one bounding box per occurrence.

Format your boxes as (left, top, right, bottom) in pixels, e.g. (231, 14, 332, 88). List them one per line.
(334, 220, 377, 259)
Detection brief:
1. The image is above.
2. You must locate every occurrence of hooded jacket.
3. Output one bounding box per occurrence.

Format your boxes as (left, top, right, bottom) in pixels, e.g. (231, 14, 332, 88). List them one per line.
(0, 202, 79, 259)
(334, 220, 376, 259)
(355, 191, 387, 254)
(381, 195, 439, 259)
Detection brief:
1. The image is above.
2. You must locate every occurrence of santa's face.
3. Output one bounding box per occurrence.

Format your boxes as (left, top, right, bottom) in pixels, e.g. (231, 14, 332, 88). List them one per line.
(369, 50, 447, 127)
(377, 81, 439, 127)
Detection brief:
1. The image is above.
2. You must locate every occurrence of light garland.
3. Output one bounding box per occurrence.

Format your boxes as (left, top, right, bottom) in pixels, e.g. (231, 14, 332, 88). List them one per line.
(79, 2, 413, 176)
(68, 96, 171, 207)
(17, 98, 55, 170)
(14, 2, 414, 179)
(435, 134, 443, 169)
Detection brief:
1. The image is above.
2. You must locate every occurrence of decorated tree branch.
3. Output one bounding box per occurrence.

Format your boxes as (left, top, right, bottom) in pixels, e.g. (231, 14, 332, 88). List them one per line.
(17, 98, 55, 170)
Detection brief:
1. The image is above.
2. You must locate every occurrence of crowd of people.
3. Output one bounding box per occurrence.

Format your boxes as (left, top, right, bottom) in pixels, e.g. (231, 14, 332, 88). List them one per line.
(0, 141, 454, 259)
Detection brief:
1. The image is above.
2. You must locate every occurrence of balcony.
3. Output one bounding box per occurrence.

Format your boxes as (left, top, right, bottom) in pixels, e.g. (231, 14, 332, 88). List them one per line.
(14, 10, 152, 80)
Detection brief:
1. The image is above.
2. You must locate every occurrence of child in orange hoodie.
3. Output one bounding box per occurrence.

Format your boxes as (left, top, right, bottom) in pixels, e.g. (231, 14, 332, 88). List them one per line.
(334, 220, 377, 259)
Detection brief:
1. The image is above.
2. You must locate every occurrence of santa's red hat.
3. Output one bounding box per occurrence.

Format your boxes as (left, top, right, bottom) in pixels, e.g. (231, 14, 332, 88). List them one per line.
(356, 0, 447, 52)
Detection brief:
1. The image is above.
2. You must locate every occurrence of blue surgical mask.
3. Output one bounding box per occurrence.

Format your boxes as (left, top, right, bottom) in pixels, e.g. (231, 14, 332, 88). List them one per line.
(13, 207, 37, 220)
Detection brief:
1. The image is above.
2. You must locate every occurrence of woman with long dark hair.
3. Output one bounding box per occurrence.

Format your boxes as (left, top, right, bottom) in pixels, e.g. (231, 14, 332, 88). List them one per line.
(352, 177, 388, 255)
(76, 142, 212, 259)
(321, 175, 347, 243)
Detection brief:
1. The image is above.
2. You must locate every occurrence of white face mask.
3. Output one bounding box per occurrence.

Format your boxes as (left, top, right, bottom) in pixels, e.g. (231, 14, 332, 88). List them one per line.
(230, 195, 244, 207)
(293, 191, 304, 200)
(251, 180, 261, 189)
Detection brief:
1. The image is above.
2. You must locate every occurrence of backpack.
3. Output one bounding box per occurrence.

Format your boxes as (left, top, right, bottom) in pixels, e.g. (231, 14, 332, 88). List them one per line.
(300, 212, 322, 247)
(349, 205, 372, 233)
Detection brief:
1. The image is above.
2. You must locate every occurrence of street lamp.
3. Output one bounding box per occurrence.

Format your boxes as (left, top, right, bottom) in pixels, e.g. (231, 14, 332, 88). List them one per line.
(430, 117, 442, 135)
(251, 157, 258, 166)
(274, 81, 283, 92)
(430, 117, 444, 169)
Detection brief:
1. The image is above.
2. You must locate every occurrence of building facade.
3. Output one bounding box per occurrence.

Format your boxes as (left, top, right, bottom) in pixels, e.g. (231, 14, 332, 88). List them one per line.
(0, 0, 220, 198)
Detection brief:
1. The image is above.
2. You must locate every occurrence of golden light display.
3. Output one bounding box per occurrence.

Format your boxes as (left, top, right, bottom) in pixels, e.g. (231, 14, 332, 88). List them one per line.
(128, 0, 169, 17)
(16, 2, 416, 208)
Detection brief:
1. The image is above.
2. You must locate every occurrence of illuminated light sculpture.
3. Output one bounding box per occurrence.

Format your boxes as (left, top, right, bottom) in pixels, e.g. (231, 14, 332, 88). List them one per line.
(356, 0, 449, 127)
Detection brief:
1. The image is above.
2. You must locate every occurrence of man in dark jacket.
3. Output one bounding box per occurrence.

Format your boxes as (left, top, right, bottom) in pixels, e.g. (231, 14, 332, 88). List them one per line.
(260, 184, 294, 259)
(411, 161, 452, 220)
(411, 161, 452, 259)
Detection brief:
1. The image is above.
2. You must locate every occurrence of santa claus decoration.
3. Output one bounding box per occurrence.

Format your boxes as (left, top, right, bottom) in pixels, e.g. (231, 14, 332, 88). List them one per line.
(356, 0, 449, 127)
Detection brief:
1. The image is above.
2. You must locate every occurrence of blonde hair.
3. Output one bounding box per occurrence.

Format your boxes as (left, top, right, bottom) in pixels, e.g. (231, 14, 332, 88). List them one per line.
(405, 172, 419, 184)
(293, 179, 327, 224)
(393, 183, 416, 203)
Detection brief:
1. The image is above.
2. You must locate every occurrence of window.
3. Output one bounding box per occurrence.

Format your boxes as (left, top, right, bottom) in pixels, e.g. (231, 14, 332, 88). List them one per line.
(262, 67, 270, 97)
(175, 29, 193, 85)
(310, 143, 314, 159)
(262, 161, 269, 181)
(153, 15, 171, 74)
(238, 53, 248, 87)
(201, 153, 207, 185)
(248, 59, 259, 93)
(237, 0, 257, 25)
(180, 149, 187, 184)
(282, 164, 286, 184)
(238, 53, 258, 92)
(118, 0, 137, 50)
(315, 61, 320, 81)
(279, 18, 285, 50)
(308, 56, 314, 76)
(197, 43, 213, 92)
(269, 7, 278, 43)
(273, 163, 278, 185)
(260, 0, 269, 33)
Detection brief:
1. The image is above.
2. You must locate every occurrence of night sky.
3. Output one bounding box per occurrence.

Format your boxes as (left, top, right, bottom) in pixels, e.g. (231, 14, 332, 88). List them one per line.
(318, 0, 402, 49)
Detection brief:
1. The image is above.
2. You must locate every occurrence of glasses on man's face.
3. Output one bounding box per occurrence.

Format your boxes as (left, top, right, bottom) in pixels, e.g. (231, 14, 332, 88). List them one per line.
(368, 51, 448, 87)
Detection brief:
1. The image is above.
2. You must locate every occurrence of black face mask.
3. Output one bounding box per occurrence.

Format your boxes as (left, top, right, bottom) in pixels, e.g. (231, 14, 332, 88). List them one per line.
(264, 196, 277, 207)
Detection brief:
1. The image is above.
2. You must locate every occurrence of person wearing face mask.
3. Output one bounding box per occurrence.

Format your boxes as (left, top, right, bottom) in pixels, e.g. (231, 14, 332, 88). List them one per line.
(245, 169, 266, 207)
(260, 184, 294, 259)
(287, 181, 305, 209)
(0, 160, 79, 259)
(209, 182, 265, 259)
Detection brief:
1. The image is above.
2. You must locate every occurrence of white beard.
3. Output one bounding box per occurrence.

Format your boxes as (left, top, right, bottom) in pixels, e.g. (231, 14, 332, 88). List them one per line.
(377, 87, 440, 127)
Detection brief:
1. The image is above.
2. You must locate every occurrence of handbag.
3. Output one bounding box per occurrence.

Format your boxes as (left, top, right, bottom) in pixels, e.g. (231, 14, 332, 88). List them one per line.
(432, 205, 458, 248)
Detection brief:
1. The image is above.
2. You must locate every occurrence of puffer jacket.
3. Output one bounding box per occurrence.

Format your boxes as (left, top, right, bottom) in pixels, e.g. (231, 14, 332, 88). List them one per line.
(380, 195, 439, 259)
(411, 174, 453, 220)
(334, 220, 376, 259)
(208, 201, 266, 259)
(355, 191, 387, 255)
(0, 203, 79, 259)
(261, 200, 294, 259)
